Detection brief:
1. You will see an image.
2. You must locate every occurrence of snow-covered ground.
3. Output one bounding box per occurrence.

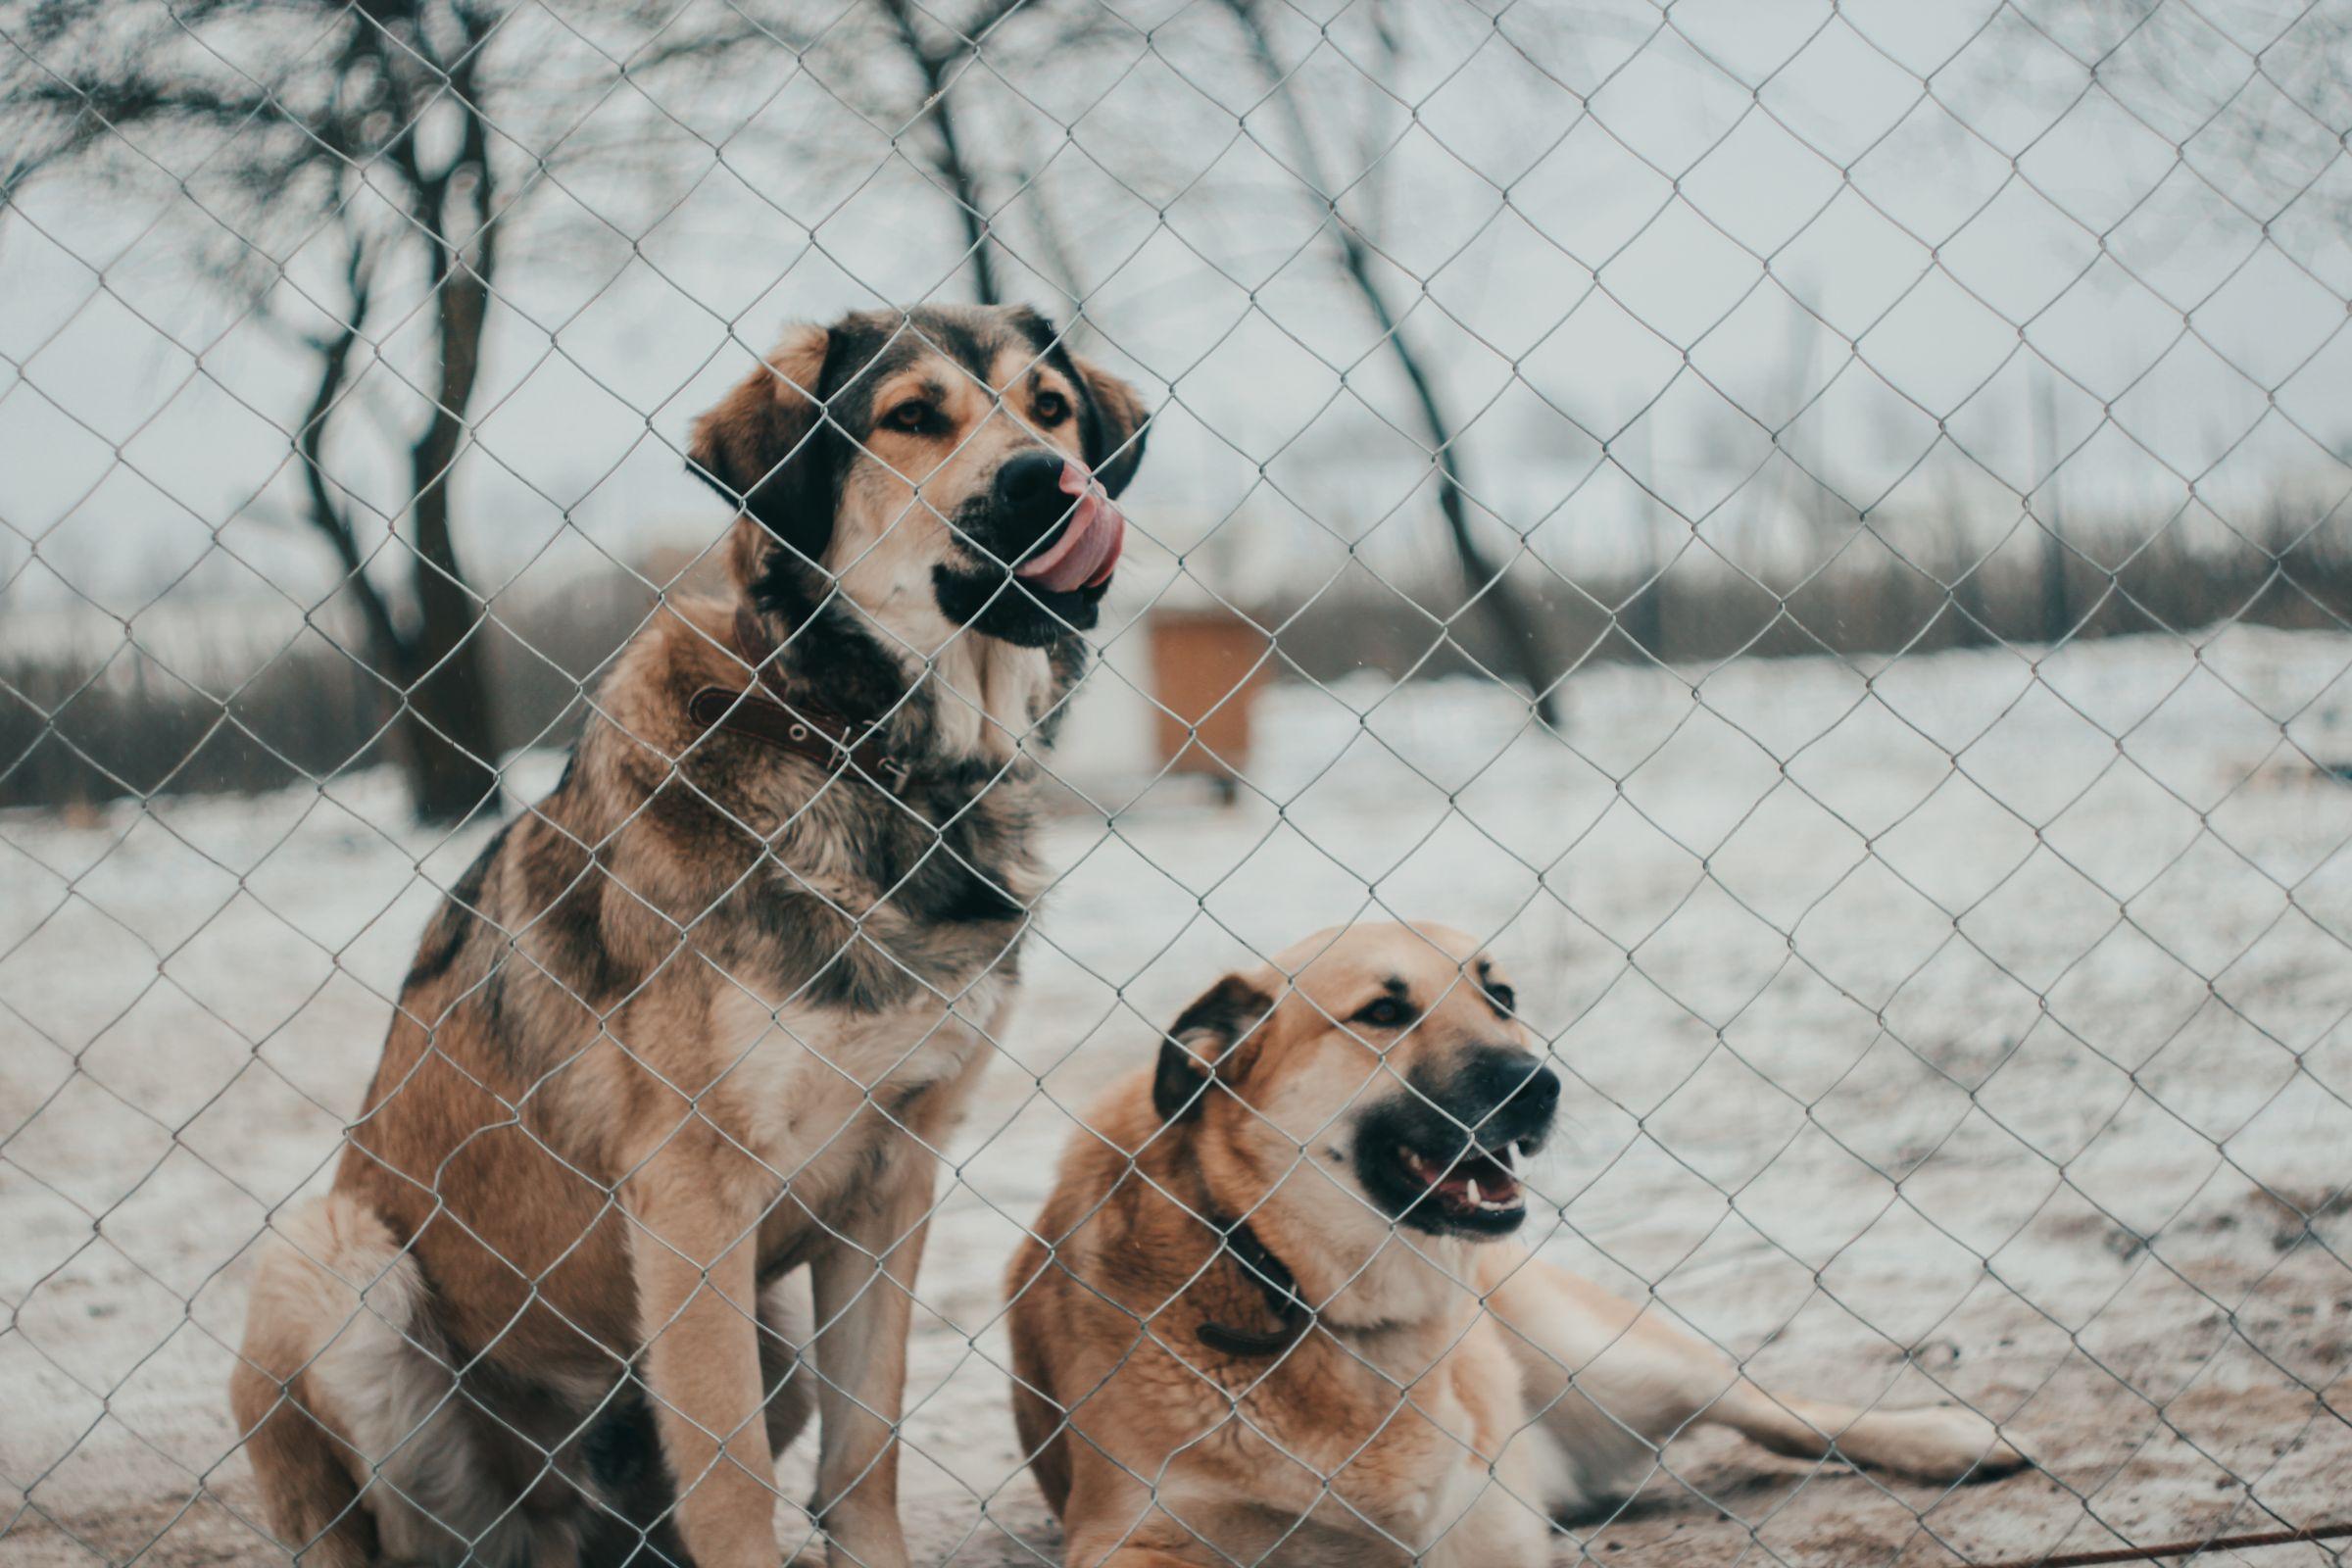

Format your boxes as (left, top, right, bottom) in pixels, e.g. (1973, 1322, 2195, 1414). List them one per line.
(5, 626, 2351, 1566)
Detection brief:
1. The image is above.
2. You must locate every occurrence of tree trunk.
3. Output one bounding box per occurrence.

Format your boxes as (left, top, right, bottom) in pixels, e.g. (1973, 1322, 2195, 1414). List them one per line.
(928, 74, 998, 305)
(392, 86, 504, 825)
(1622, 417, 1666, 660)
(1224, 0, 1560, 725)
(2034, 369, 2071, 647)
(300, 278, 501, 823)
(396, 275, 501, 820)
(290, 251, 493, 820)
(886, 0, 1001, 305)
(390, 637, 500, 824)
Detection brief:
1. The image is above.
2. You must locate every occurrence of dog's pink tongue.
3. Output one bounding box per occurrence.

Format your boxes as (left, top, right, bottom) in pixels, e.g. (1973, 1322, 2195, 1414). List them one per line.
(1014, 462, 1125, 595)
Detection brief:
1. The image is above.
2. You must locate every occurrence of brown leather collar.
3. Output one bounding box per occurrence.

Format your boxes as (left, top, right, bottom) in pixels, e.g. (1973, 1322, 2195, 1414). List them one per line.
(685, 606, 919, 800)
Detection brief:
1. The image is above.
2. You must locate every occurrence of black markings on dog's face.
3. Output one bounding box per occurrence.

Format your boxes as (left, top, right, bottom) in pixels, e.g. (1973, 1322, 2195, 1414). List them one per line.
(694, 305, 1150, 656)
(687, 322, 839, 575)
(1345, 975, 1419, 1033)
(837, 308, 1105, 645)
(1475, 956, 1516, 1020)
(1348, 1046, 1557, 1241)
(1154, 974, 1277, 1124)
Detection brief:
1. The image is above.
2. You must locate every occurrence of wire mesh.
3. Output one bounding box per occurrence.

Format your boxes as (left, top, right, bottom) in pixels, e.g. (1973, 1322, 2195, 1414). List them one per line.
(4, 1, 2351, 1565)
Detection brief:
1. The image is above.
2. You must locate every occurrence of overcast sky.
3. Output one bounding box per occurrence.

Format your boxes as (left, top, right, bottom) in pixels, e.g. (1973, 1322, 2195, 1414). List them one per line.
(5, 0, 2350, 638)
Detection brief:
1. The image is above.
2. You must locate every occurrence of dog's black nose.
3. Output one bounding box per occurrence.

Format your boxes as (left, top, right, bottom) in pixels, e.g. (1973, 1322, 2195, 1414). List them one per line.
(995, 449, 1068, 513)
(1457, 1048, 1559, 1137)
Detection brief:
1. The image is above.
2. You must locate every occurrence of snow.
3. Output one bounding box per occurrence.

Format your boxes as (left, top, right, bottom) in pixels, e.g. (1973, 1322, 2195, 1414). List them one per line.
(5, 625, 2351, 1565)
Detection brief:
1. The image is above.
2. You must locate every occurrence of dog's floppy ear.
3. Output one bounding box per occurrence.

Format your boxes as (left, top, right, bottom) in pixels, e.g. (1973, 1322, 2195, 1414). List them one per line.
(688, 323, 837, 587)
(1154, 973, 1276, 1124)
(1072, 354, 1151, 500)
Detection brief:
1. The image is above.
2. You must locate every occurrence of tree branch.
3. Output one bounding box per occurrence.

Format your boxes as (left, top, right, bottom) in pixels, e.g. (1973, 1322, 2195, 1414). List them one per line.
(879, 0, 1002, 303)
(294, 242, 407, 667)
(1220, 0, 1561, 723)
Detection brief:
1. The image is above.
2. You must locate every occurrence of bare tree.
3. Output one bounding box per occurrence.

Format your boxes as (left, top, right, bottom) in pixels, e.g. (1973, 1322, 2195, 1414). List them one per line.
(2033, 364, 2073, 646)
(1218, 0, 1562, 726)
(1, 0, 802, 821)
(866, 0, 1138, 323)
(873, 0, 1031, 306)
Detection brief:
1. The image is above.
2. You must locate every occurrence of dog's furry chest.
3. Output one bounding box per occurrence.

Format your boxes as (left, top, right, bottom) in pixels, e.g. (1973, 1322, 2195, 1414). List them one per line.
(1216, 1318, 1525, 1557)
(665, 758, 1049, 1019)
(707, 974, 1012, 1233)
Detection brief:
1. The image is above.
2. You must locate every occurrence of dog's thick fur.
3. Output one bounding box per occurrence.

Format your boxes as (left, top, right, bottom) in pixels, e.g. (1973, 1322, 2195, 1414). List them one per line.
(1006, 923, 2028, 1567)
(229, 305, 1148, 1568)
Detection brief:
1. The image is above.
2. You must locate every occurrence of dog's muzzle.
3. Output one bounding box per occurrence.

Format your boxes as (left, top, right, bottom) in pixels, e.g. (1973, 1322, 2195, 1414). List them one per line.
(1356, 1047, 1561, 1237)
(993, 450, 1125, 595)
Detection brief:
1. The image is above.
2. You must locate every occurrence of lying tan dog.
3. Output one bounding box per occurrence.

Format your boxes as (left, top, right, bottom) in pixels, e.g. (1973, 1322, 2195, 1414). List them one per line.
(1005, 922, 2026, 1566)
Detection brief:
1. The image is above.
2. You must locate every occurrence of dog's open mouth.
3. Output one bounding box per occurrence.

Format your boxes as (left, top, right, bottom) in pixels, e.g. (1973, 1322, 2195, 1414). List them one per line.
(1394, 1137, 1535, 1225)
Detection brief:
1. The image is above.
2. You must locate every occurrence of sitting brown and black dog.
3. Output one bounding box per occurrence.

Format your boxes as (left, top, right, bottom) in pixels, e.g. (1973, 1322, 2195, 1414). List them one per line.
(229, 305, 1147, 1568)
(1006, 922, 2026, 1567)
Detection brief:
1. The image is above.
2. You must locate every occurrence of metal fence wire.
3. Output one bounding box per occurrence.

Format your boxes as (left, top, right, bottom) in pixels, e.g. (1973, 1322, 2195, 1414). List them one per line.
(5, 0, 2352, 1564)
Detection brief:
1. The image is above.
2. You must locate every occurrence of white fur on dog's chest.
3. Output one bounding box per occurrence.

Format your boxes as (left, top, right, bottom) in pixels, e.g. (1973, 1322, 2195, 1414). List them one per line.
(1362, 1388, 1492, 1555)
(1255, 1327, 1544, 1568)
(715, 972, 1012, 1172)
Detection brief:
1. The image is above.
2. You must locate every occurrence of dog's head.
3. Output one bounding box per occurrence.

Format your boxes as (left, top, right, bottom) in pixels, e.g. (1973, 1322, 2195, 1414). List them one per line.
(688, 305, 1150, 649)
(1155, 922, 1558, 1243)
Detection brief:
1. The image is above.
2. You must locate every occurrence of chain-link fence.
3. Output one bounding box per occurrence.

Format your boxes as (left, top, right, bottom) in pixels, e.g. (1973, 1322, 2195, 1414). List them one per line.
(5, 1, 2352, 1564)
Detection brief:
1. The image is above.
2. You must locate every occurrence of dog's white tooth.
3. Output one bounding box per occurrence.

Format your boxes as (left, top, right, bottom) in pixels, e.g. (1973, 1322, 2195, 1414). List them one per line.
(1466, 1177, 1482, 1206)
(1500, 1143, 1521, 1176)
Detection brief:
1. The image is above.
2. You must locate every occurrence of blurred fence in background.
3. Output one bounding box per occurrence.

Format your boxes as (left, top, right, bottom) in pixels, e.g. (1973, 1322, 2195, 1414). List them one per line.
(5, 2, 2352, 1566)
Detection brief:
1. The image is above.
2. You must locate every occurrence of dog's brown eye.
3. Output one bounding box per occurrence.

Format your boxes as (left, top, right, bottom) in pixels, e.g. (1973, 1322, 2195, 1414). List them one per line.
(884, 401, 933, 434)
(1351, 996, 1409, 1029)
(1032, 389, 1068, 425)
(1486, 982, 1517, 1016)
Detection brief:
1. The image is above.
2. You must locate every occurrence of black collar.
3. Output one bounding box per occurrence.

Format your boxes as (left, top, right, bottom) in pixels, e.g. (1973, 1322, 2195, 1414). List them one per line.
(1197, 1211, 1313, 1359)
(687, 605, 926, 802)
